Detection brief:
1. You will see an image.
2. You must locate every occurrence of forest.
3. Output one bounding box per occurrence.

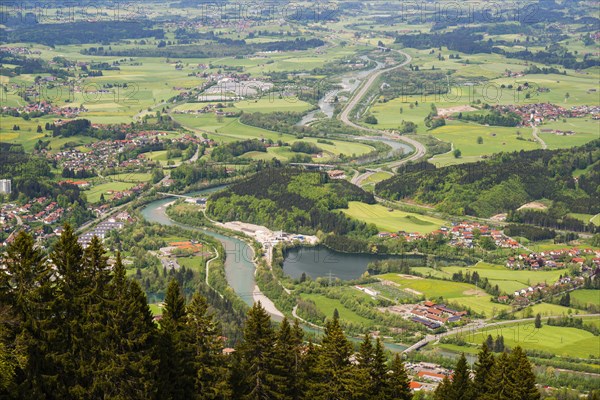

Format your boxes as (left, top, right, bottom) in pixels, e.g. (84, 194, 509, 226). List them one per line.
(81, 38, 325, 58)
(207, 168, 377, 237)
(2, 21, 165, 46)
(0, 227, 549, 400)
(376, 141, 600, 219)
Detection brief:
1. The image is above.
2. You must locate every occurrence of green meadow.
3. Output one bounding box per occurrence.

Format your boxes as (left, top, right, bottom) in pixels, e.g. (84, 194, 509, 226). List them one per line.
(570, 290, 600, 308)
(376, 274, 486, 299)
(300, 293, 372, 326)
(340, 201, 446, 234)
(84, 181, 136, 203)
(442, 262, 568, 294)
(441, 319, 600, 358)
(428, 122, 540, 166)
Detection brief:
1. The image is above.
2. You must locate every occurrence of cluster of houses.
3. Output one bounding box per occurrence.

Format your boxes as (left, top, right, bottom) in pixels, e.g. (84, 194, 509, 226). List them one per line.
(405, 362, 455, 392)
(494, 103, 599, 126)
(0, 46, 41, 56)
(48, 130, 208, 177)
(499, 275, 586, 306)
(2, 100, 84, 118)
(0, 198, 70, 247)
(77, 212, 133, 248)
(410, 301, 467, 330)
(506, 248, 600, 270)
(378, 221, 520, 249)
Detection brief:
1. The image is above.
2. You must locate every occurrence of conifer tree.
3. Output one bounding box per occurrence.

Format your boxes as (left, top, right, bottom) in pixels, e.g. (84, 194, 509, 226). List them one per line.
(49, 223, 102, 398)
(95, 252, 158, 398)
(233, 301, 280, 400)
(185, 291, 231, 399)
(509, 347, 540, 400)
(158, 279, 195, 399)
(473, 342, 495, 396)
(370, 337, 389, 397)
(383, 354, 412, 400)
(272, 317, 304, 399)
(0, 231, 52, 398)
(448, 353, 474, 400)
(307, 313, 368, 400)
(481, 351, 516, 400)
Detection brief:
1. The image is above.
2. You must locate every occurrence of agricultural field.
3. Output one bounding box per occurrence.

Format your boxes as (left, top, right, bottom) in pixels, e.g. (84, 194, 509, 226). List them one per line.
(0, 115, 87, 152)
(539, 119, 600, 149)
(570, 290, 600, 308)
(375, 273, 507, 317)
(376, 274, 485, 299)
(439, 319, 600, 358)
(233, 97, 314, 113)
(515, 303, 584, 318)
(143, 150, 182, 166)
(340, 201, 447, 234)
(442, 262, 569, 294)
(104, 172, 153, 183)
(428, 122, 540, 166)
(84, 181, 136, 203)
(300, 293, 372, 326)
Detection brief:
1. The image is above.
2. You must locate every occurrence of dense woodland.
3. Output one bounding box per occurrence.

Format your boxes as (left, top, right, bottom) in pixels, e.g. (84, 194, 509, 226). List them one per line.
(377, 141, 600, 220)
(0, 228, 547, 399)
(2, 21, 165, 46)
(207, 168, 377, 238)
(82, 38, 325, 58)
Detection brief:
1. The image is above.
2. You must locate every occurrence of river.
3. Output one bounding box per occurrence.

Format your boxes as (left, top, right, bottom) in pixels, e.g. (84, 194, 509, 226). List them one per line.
(297, 56, 385, 126)
(141, 188, 410, 350)
(140, 186, 257, 307)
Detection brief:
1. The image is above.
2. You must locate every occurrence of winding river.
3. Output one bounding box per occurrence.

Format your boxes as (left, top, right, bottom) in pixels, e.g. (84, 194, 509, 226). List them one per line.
(140, 186, 256, 307)
(141, 188, 408, 350)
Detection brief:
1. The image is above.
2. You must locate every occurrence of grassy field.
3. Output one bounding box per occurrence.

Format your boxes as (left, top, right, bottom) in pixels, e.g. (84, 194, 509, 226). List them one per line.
(540, 119, 600, 149)
(0, 115, 99, 152)
(85, 181, 136, 203)
(442, 262, 569, 294)
(144, 150, 183, 166)
(429, 122, 540, 166)
(515, 303, 583, 318)
(233, 97, 313, 113)
(105, 172, 153, 183)
(376, 274, 485, 299)
(375, 273, 510, 317)
(300, 293, 372, 326)
(442, 320, 600, 358)
(361, 171, 394, 186)
(570, 289, 599, 308)
(340, 201, 447, 234)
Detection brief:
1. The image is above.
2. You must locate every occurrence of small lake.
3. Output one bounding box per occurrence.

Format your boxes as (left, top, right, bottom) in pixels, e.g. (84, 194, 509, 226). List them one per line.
(283, 245, 406, 281)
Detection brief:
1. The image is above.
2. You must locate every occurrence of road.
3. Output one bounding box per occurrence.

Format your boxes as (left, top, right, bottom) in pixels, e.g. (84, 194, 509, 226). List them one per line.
(403, 313, 600, 353)
(531, 124, 548, 149)
(339, 49, 427, 180)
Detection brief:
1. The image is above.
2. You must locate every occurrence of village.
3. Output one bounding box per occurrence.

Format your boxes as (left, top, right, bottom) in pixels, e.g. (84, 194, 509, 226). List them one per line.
(493, 103, 600, 126)
(379, 221, 521, 249)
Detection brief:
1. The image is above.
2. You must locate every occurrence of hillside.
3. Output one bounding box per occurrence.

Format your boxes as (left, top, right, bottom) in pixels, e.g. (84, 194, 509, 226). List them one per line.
(207, 168, 377, 237)
(376, 140, 600, 220)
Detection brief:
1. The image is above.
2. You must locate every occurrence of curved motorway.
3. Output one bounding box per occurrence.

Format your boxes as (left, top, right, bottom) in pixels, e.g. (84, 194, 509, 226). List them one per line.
(339, 49, 427, 179)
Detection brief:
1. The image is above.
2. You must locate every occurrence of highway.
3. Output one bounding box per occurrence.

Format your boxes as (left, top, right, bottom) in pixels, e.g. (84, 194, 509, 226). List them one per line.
(338, 49, 427, 181)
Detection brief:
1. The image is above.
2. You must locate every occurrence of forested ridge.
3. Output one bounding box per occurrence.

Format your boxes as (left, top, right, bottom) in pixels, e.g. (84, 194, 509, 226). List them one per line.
(377, 141, 600, 220)
(0, 227, 545, 399)
(207, 168, 377, 237)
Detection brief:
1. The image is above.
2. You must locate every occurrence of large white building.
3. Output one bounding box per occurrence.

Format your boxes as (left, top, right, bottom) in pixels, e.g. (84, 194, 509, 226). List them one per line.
(0, 179, 11, 195)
